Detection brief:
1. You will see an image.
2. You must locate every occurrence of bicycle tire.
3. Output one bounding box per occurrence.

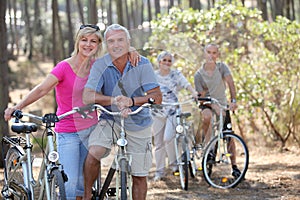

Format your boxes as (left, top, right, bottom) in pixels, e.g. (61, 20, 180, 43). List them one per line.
(120, 159, 128, 200)
(177, 137, 189, 190)
(48, 169, 66, 200)
(202, 133, 249, 189)
(186, 122, 198, 178)
(189, 148, 197, 178)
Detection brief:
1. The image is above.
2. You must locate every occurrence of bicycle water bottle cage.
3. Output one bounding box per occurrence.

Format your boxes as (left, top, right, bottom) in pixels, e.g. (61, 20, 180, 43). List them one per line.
(11, 122, 38, 133)
(42, 113, 59, 127)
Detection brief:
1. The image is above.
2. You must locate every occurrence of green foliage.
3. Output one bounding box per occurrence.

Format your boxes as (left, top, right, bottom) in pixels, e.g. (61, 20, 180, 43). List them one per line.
(145, 0, 300, 147)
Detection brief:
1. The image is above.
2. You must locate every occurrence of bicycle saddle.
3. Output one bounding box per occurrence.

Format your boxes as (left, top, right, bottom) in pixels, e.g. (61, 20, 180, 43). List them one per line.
(11, 122, 38, 133)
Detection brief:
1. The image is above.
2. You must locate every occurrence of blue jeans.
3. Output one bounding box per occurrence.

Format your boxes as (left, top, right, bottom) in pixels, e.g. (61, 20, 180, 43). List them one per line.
(56, 125, 96, 199)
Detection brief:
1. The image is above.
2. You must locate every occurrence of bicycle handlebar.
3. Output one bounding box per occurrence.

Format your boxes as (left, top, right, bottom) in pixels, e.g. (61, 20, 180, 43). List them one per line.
(91, 102, 153, 116)
(198, 97, 228, 110)
(160, 98, 196, 107)
(12, 108, 83, 124)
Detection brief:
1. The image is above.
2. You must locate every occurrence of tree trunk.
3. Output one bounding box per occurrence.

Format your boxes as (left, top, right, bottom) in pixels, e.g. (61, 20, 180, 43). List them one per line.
(76, 0, 85, 24)
(130, 1, 136, 28)
(285, 0, 291, 19)
(190, 0, 202, 10)
(55, 4, 66, 59)
(24, 0, 33, 60)
(274, 0, 283, 18)
(88, 0, 97, 24)
(140, 0, 144, 25)
(258, 0, 268, 21)
(147, 0, 152, 22)
(0, 0, 9, 168)
(107, 0, 112, 25)
(291, 0, 295, 21)
(52, 0, 58, 64)
(66, 0, 74, 56)
(33, 0, 42, 35)
(124, 0, 130, 28)
(116, 0, 124, 26)
(154, 0, 160, 18)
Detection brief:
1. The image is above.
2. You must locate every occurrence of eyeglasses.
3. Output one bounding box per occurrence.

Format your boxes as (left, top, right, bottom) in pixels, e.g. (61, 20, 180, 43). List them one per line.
(80, 24, 100, 31)
(162, 59, 172, 62)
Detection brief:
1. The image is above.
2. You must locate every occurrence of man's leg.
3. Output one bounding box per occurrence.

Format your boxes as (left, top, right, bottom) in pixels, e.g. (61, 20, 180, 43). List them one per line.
(132, 176, 147, 200)
(152, 116, 167, 179)
(201, 108, 213, 145)
(83, 146, 107, 200)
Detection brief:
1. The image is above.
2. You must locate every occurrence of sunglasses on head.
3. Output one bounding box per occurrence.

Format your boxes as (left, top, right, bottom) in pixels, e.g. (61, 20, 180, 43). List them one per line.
(80, 24, 100, 31)
(162, 59, 172, 62)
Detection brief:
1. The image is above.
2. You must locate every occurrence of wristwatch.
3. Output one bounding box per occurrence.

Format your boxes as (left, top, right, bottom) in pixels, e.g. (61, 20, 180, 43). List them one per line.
(231, 99, 237, 103)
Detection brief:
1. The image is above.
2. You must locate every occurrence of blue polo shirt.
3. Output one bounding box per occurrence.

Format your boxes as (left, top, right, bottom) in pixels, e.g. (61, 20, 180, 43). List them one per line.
(85, 53, 159, 131)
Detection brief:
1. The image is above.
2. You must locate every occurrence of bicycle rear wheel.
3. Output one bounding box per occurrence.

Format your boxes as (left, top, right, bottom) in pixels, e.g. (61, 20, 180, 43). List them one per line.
(4, 147, 30, 200)
(49, 169, 66, 200)
(202, 133, 249, 189)
(177, 137, 189, 190)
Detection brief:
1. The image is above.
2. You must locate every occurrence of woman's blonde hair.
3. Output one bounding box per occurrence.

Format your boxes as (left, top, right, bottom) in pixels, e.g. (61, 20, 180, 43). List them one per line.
(71, 26, 103, 58)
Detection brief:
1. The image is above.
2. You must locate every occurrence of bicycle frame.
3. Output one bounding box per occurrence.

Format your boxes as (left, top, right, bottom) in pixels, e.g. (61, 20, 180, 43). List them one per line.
(2, 109, 80, 200)
(159, 99, 195, 190)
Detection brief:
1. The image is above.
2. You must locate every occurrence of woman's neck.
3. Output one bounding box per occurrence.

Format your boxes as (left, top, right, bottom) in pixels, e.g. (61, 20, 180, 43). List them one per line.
(70, 55, 91, 77)
(159, 68, 170, 76)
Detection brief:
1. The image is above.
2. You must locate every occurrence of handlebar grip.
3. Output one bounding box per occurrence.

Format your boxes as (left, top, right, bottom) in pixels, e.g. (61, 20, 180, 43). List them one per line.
(198, 97, 212, 101)
(13, 110, 23, 119)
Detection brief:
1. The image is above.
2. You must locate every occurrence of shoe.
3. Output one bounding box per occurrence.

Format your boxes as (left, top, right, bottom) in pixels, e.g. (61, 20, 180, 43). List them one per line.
(232, 165, 241, 179)
(206, 151, 215, 164)
(173, 170, 180, 176)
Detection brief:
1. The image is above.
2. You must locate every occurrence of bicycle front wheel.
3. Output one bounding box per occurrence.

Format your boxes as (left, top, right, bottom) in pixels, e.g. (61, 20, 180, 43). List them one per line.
(49, 169, 66, 200)
(120, 158, 128, 200)
(202, 133, 249, 189)
(177, 136, 189, 190)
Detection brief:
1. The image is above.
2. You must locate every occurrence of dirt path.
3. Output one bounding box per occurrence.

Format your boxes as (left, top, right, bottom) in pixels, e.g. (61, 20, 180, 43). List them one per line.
(1, 146, 299, 199)
(145, 146, 300, 200)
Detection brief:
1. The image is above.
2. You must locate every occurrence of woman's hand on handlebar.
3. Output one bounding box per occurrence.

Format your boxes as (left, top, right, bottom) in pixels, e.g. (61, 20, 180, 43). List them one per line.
(4, 107, 18, 121)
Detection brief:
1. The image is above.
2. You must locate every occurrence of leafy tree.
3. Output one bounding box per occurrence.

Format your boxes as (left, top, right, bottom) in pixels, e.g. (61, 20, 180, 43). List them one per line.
(145, 0, 300, 148)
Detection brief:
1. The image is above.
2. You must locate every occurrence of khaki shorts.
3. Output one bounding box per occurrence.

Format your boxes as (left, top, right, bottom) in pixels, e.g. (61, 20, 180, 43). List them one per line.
(88, 120, 153, 176)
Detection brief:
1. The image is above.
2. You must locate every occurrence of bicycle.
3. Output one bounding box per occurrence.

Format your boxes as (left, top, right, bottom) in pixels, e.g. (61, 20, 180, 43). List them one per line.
(72, 101, 154, 200)
(152, 99, 196, 191)
(196, 97, 249, 189)
(1, 108, 84, 200)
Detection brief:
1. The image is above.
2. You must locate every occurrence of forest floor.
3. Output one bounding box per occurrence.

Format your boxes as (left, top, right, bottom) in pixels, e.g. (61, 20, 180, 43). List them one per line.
(1, 146, 300, 200)
(1, 56, 300, 199)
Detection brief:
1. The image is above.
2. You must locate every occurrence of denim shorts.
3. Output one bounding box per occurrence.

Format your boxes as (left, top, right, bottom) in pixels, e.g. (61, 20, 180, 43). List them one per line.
(57, 125, 96, 199)
(89, 120, 152, 176)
